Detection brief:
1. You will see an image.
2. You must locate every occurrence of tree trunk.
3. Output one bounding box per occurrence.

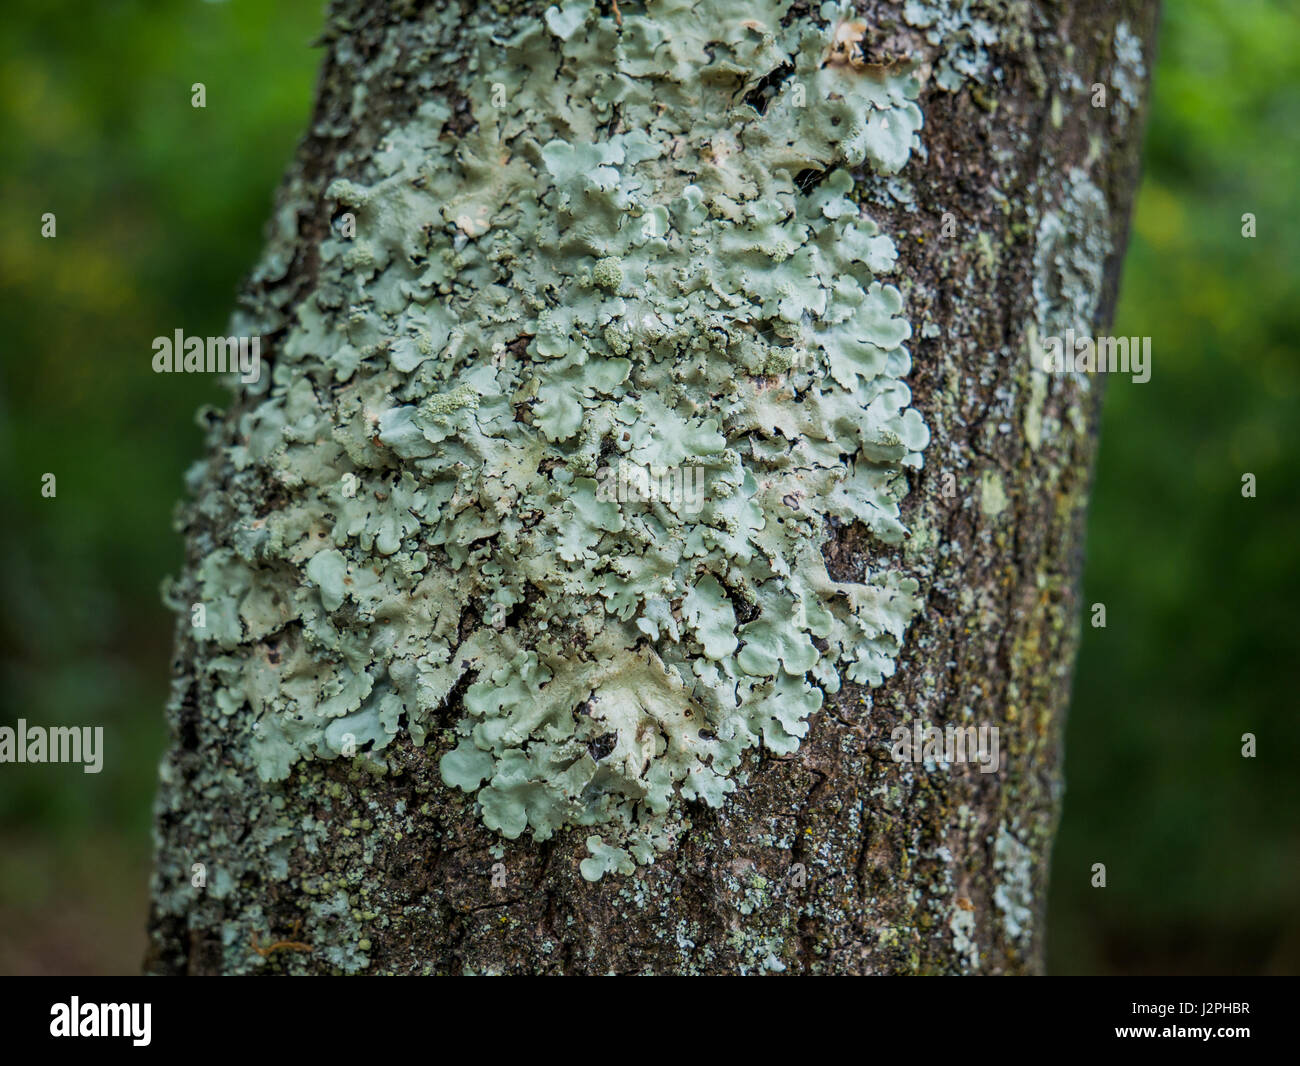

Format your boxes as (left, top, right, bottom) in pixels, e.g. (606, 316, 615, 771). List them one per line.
(147, 0, 1157, 975)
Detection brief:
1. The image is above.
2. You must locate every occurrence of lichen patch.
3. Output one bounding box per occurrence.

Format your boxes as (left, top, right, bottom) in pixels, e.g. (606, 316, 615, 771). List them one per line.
(179, 0, 932, 877)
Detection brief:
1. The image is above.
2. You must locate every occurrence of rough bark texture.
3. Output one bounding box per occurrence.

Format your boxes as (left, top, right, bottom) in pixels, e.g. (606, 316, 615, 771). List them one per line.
(147, 0, 1157, 975)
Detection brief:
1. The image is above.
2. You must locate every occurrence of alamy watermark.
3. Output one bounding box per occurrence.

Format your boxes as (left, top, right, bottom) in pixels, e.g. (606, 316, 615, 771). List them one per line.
(890, 721, 1000, 774)
(152, 329, 261, 383)
(596, 460, 706, 514)
(0, 719, 103, 773)
(50, 998, 150, 1046)
(1037, 328, 1151, 384)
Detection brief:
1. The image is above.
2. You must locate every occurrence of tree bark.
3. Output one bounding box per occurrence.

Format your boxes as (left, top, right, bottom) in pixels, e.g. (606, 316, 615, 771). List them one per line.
(147, 0, 1157, 975)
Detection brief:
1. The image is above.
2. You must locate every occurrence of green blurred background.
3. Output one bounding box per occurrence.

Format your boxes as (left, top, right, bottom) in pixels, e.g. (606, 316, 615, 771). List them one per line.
(0, 0, 1295, 974)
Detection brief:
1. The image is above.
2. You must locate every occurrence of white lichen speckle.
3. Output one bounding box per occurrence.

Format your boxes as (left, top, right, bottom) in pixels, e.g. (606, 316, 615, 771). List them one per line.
(993, 823, 1035, 946)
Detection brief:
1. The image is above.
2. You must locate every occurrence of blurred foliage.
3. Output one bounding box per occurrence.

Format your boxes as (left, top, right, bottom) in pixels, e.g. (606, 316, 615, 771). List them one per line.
(0, 0, 324, 974)
(0, 0, 1294, 974)
(1047, 0, 1300, 974)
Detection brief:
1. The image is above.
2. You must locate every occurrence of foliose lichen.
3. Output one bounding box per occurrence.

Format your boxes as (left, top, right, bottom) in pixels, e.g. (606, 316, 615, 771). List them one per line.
(178, 0, 931, 877)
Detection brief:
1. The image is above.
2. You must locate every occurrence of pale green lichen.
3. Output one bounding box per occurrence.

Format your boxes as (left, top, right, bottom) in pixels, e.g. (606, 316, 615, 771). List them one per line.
(979, 469, 1007, 518)
(179, 0, 931, 878)
(903, 0, 1029, 94)
(580, 835, 635, 882)
(949, 904, 979, 969)
(1111, 20, 1146, 119)
(992, 823, 1035, 947)
(1031, 166, 1111, 391)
